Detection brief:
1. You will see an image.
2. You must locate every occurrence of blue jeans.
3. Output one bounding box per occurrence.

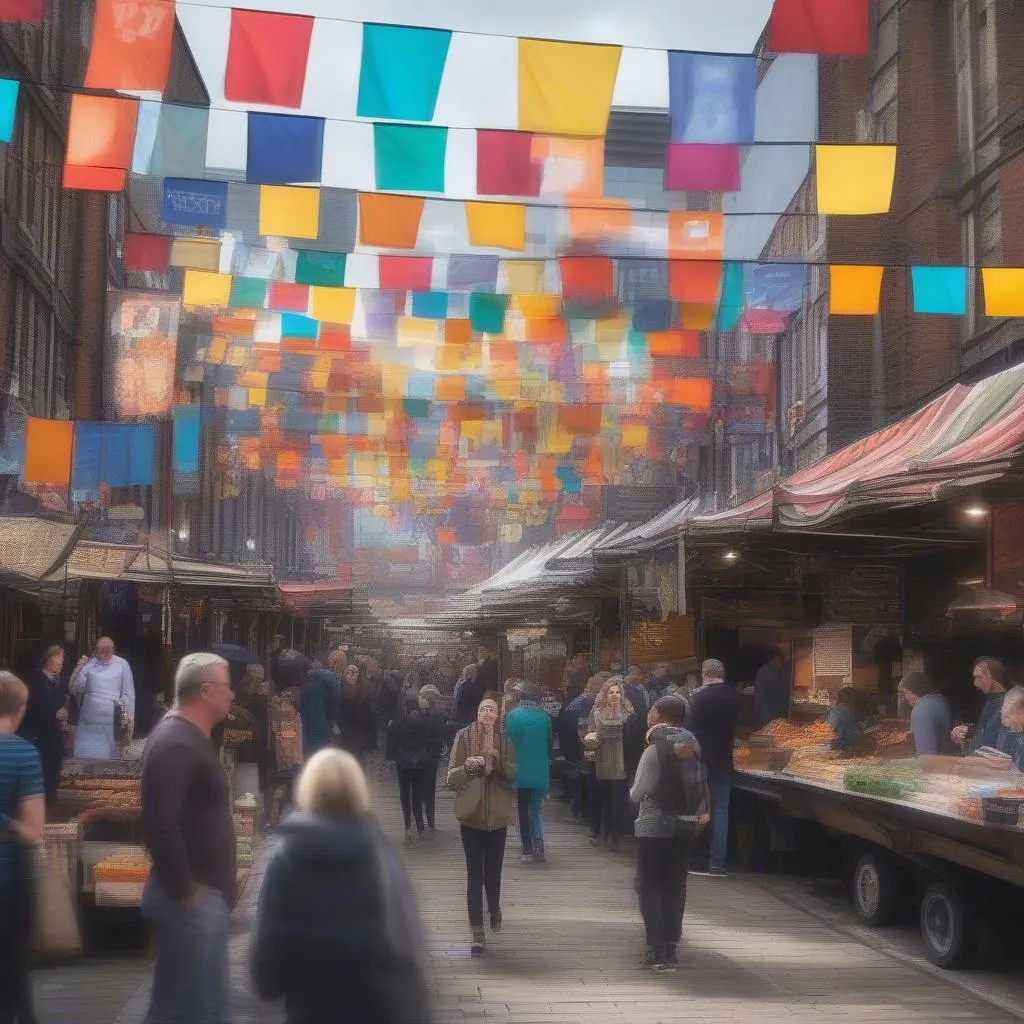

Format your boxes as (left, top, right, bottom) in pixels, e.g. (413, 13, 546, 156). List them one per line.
(708, 775, 732, 870)
(517, 787, 545, 851)
(142, 881, 231, 1024)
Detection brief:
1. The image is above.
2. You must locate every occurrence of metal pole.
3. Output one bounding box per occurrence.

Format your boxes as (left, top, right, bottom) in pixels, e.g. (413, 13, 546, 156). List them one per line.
(619, 562, 630, 673)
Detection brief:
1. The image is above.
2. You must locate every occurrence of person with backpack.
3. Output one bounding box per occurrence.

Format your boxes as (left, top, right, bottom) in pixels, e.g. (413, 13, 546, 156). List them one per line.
(629, 695, 710, 973)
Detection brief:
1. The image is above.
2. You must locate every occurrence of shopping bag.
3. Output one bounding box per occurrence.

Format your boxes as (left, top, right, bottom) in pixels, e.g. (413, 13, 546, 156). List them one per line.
(32, 843, 82, 960)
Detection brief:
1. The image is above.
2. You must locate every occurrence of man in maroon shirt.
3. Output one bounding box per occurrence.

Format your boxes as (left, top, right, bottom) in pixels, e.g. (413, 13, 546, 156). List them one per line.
(141, 653, 235, 1024)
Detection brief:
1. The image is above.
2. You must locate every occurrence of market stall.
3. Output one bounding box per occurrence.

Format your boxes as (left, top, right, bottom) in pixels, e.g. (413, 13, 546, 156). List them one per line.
(733, 718, 1024, 968)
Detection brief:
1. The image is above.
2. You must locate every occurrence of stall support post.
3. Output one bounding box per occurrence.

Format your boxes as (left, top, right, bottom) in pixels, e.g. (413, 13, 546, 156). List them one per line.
(619, 562, 630, 673)
(590, 603, 600, 674)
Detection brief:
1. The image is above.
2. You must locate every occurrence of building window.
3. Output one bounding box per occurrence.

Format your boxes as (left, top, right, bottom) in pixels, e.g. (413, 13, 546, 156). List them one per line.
(977, 0, 998, 127)
(9, 276, 68, 418)
(954, 0, 975, 165)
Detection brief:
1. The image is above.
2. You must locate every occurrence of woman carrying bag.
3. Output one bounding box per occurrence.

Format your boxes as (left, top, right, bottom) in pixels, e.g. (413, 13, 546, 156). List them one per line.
(446, 694, 516, 958)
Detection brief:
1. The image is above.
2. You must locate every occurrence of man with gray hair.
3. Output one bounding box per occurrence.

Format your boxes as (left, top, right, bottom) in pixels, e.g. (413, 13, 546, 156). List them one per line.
(141, 653, 236, 1023)
(685, 657, 741, 876)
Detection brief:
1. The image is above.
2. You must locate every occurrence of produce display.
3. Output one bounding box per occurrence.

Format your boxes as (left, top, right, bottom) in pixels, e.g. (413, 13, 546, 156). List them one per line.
(94, 852, 150, 884)
(737, 719, 1024, 829)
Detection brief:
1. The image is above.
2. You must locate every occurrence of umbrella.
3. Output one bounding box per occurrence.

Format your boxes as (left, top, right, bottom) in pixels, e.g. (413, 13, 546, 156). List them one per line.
(211, 643, 260, 664)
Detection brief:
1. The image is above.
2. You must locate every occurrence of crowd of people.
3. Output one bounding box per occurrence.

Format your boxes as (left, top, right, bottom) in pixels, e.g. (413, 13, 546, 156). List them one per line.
(6, 636, 1024, 1022)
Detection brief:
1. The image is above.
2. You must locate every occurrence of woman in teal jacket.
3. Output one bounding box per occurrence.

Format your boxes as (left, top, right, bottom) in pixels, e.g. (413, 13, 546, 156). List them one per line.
(504, 683, 553, 863)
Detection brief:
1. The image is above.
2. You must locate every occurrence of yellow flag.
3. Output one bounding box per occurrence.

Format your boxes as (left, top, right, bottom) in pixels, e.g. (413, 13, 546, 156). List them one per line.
(518, 38, 622, 136)
(622, 423, 649, 449)
(311, 286, 356, 324)
(170, 237, 221, 271)
(183, 270, 232, 309)
(505, 259, 546, 294)
(829, 265, 884, 315)
(816, 145, 897, 215)
(982, 268, 1024, 316)
(465, 201, 527, 251)
(259, 185, 321, 239)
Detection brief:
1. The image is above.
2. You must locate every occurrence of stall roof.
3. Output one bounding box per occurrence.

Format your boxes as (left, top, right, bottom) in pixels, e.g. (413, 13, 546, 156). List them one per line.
(277, 581, 353, 613)
(0, 517, 84, 581)
(594, 498, 700, 558)
(777, 362, 1024, 527)
(688, 489, 775, 533)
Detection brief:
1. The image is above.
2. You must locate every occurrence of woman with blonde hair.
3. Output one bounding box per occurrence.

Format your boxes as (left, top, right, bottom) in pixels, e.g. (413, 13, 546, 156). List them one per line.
(583, 676, 636, 850)
(447, 693, 516, 957)
(252, 748, 432, 1024)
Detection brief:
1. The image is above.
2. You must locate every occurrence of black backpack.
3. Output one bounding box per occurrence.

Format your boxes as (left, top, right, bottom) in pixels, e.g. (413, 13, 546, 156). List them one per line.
(651, 732, 706, 818)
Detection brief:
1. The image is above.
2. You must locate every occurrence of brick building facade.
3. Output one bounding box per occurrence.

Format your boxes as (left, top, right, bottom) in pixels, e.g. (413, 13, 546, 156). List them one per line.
(774, 0, 1024, 473)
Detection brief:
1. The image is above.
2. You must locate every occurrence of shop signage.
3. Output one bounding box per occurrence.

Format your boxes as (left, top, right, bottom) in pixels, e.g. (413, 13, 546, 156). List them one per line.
(824, 564, 902, 623)
(604, 485, 679, 522)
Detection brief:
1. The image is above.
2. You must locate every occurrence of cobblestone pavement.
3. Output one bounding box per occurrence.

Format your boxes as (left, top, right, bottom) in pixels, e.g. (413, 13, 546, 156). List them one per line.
(32, 763, 1024, 1024)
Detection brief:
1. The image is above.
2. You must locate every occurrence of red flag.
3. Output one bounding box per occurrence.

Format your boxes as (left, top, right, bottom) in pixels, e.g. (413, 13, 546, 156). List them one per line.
(768, 0, 869, 55)
(123, 233, 171, 272)
(225, 8, 314, 108)
(476, 130, 541, 197)
(379, 256, 432, 291)
(0, 0, 44, 23)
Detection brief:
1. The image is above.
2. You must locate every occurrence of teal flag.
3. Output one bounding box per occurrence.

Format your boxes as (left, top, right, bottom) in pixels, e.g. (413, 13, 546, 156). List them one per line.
(357, 24, 452, 122)
(229, 277, 268, 309)
(295, 250, 347, 287)
(717, 261, 745, 331)
(470, 293, 509, 334)
(911, 266, 967, 315)
(0, 79, 19, 145)
(374, 123, 447, 192)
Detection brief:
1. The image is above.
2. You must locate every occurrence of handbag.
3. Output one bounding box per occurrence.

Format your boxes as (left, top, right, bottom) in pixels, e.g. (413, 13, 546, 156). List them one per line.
(112, 663, 130, 744)
(453, 775, 485, 823)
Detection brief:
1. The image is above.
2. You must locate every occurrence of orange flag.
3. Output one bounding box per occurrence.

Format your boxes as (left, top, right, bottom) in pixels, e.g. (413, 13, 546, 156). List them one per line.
(84, 0, 175, 93)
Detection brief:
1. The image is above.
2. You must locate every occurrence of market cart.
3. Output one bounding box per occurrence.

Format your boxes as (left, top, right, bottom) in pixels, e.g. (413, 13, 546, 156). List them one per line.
(733, 742, 1024, 968)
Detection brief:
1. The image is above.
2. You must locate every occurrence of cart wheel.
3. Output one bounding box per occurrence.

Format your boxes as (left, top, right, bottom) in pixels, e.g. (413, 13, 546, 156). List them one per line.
(920, 880, 975, 969)
(852, 851, 896, 927)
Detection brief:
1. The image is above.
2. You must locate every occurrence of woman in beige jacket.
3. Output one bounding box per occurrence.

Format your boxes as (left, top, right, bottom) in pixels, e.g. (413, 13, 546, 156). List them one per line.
(447, 693, 516, 956)
(583, 676, 636, 850)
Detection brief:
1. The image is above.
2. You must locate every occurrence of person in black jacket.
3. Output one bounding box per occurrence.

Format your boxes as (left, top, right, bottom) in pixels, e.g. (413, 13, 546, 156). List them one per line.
(252, 748, 432, 1024)
(556, 674, 602, 818)
(17, 644, 66, 806)
(417, 685, 447, 833)
(335, 664, 377, 765)
(386, 692, 432, 844)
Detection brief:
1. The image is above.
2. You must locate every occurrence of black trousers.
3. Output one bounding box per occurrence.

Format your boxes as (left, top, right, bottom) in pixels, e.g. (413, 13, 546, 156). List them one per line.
(636, 831, 697, 952)
(397, 767, 426, 831)
(459, 825, 507, 927)
(0, 896, 34, 1024)
(590, 777, 628, 839)
(422, 757, 439, 829)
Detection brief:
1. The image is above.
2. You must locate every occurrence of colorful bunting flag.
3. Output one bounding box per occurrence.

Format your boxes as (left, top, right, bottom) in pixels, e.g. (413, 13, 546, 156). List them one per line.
(268, 281, 310, 313)
(379, 255, 432, 291)
(229, 276, 268, 309)
(829, 265, 884, 315)
(449, 255, 499, 292)
(247, 113, 325, 185)
(183, 270, 232, 309)
(357, 23, 452, 122)
(161, 178, 228, 230)
(533, 135, 605, 197)
(311, 286, 356, 324)
(374, 123, 448, 192)
(224, 8, 314, 108)
(64, 94, 138, 192)
(173, 406, 201, 477)
(559, 257, 614, 302)
(669, 260, 724, 305)
(476, 130, 541, 197)
(123, 233, 171, 273)
(147, 103, 209, 178)
(24, 417, 73, 485)
(84, 0, 174, 93)
(982, 269, 1024, 317)
(718, 262, 746, 331)
(816, 145, 897, 214)
(465, 201, 526, 251)
(517, 38, 622, 137)
(470, 293, 509, 334)
(259, 185, 321, 239)
(768, 0, 870, 56)
(412, 291, 449, 319)
(665, 143, 741, 191)
(911, 266, 968, 316)
(668, 53, 756, 145)
(668, 211, 725, 260)
(0, 78, 18, 144)
(358, 192, 425, 248)
(0, 0, 43, 24)
(296, 251, 347, 287)
(567, 200, 631, 240)
(169, 237, 220, 271)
